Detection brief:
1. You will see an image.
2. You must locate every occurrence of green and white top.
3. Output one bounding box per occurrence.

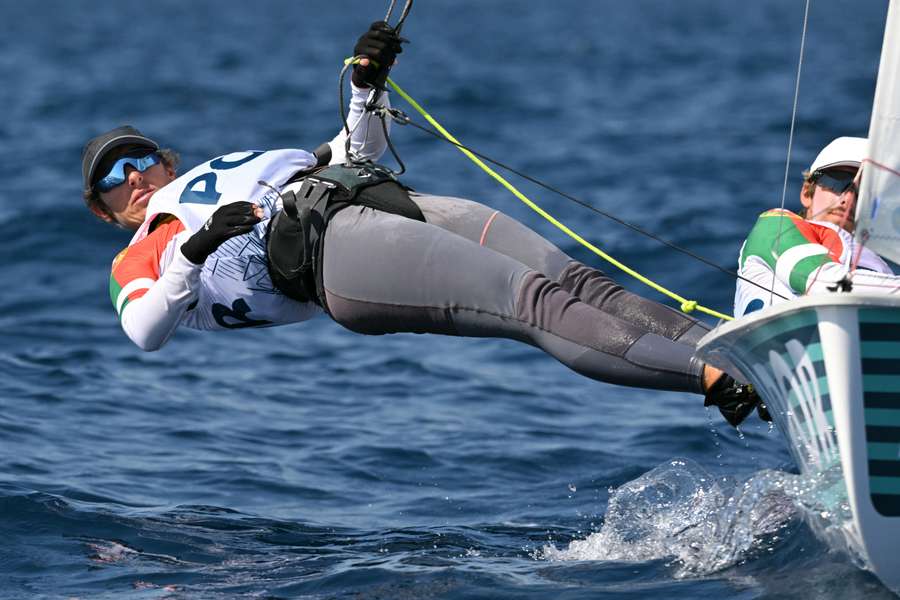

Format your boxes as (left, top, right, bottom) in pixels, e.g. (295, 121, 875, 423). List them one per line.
(734, 209, 896, 317)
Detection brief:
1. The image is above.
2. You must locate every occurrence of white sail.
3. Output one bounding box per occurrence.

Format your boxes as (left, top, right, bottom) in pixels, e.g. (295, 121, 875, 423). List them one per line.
(857, 0, 900, 264)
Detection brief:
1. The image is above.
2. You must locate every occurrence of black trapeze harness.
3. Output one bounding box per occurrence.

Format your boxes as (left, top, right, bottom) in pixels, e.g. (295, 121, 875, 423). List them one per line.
(266, 160, 425, 311)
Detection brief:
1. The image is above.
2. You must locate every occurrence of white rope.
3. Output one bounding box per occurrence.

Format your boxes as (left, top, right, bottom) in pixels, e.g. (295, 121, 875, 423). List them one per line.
(770, 0, 812, 305)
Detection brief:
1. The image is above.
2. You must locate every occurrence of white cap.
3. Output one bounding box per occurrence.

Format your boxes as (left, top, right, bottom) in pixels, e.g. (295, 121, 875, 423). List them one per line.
(808, 136, 868, 173)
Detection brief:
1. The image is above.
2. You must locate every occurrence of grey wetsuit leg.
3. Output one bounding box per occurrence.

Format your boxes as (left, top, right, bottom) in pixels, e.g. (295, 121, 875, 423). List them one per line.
(321, 205, 704, 393)
(409, 193, 712, 346)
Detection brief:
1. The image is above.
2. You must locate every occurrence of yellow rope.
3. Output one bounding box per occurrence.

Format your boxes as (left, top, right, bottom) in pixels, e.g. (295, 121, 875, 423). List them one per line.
(372, 74, 733, 322)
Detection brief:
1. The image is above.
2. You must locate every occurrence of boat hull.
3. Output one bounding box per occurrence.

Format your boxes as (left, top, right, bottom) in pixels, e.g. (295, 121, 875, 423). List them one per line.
(698, 294, 900, 593)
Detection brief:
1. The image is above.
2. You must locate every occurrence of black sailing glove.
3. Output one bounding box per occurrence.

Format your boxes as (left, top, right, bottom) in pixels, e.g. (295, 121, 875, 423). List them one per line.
(180, 202, 261, 265)
(351, 21, 404, 89)
(704, 373, 768, 428)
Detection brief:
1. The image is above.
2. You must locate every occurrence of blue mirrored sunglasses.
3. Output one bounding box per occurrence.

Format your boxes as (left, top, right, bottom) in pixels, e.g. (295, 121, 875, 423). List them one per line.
(94, 152, 161, 193)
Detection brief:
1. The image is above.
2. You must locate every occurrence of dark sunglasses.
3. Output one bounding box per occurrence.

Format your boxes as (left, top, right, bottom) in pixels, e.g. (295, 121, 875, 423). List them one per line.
(811, 168, 859, 196)
(95, 152, 161, 193)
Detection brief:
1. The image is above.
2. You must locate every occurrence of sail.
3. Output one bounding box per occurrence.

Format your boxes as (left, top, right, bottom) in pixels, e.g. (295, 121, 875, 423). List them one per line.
(857, 0, 900, 264)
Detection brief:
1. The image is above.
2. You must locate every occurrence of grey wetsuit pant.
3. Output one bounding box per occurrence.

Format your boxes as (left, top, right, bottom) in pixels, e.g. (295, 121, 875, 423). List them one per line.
(321, 193, 710, 393)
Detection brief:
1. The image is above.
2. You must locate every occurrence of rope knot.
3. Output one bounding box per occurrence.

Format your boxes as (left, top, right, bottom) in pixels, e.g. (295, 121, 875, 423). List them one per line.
(680, 300, 698, 313)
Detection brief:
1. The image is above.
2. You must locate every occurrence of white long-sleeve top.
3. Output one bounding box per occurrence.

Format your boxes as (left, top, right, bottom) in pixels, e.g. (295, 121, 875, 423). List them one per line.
(109, 84, 389, 350)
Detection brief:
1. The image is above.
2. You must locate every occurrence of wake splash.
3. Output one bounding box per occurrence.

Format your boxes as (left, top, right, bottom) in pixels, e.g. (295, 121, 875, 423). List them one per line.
(541, 457, 858, 577)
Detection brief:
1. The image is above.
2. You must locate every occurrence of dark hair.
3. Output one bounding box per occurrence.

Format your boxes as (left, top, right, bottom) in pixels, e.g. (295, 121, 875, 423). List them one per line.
(83, 148, 180, 222)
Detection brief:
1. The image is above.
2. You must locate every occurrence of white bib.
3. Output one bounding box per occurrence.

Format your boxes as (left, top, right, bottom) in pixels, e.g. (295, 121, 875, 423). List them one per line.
(131, 148, 316, 245)
(133, 148, 321, 331)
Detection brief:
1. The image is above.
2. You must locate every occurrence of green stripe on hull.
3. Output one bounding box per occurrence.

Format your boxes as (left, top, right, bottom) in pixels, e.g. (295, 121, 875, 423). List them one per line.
(784, 376, 831, 407)
(749, 328, 820, 354)
(866, 409, 900, 427)
(861, 341, 900, 359)
(784, 398, 834, 426)
(744, 312, 820, 352)
(869, 477, 900, 495)
(868, 443, 900, 461)
(864, 375, 900, 393)
(803, 344, 824, 363)
(764, 348, 825, 371)
(790, 409, 835, 432)
(860, 308, 900, 324)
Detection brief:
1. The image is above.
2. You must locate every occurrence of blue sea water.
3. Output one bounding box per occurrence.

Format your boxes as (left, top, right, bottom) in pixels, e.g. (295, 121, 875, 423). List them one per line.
(0, 0, 896, 597)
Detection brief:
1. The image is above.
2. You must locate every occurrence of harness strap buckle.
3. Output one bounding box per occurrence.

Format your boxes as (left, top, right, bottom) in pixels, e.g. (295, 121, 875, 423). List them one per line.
(298, 178, 336, 209)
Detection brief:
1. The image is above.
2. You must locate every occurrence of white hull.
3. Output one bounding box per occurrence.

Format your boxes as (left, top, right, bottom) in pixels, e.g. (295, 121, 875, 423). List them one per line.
(698, 294, 900, 593)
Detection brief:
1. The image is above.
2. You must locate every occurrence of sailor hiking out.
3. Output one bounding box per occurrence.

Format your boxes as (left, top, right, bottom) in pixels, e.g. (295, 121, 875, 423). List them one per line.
(735, 136, 898, 317)
(82, 21, 763, 426)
